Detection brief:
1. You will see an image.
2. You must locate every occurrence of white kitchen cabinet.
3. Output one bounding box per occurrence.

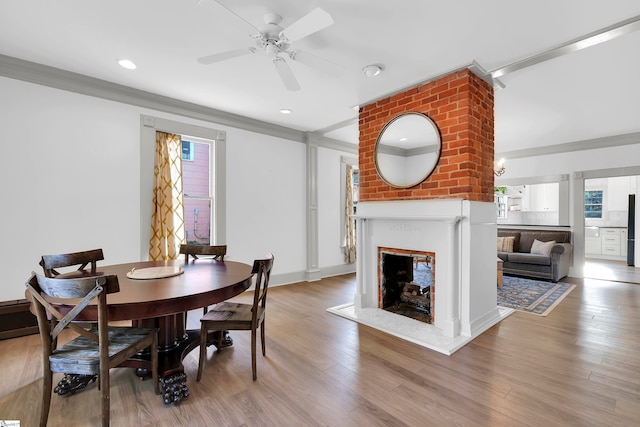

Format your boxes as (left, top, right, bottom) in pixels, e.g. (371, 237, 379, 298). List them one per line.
(585, 227, 601, 255)
(585, 227, 628, 260)
(608, 177, 634, 211)
(601, 228, 621, 256)
(525, 183, 559, 211)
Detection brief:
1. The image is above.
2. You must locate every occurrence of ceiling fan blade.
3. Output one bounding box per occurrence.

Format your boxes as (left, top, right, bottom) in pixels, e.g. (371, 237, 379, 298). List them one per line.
(279, 8, 333, 43)
(204, 0, 261, 34)
(273, 57, 300, 91)
(197, 48, 255, 65)
(289, 50, 344, 77)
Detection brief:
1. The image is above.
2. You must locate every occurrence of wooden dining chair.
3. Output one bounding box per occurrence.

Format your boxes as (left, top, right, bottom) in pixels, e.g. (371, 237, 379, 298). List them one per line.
(179, 244, 227, 263)
(40, 248, 105, 277)
(197, 252, 274, 382)
(179, 244, 227, 319)
(25, 272, 160, 427)
(39, 248, 106, 350)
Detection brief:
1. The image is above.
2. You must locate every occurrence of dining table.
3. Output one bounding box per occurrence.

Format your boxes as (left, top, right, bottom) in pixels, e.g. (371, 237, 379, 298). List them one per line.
(50, 258, 254, 404)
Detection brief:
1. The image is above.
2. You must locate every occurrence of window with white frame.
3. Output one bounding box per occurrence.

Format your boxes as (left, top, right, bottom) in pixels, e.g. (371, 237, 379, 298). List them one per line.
(340, 156, 358, 246)
(140, 115, 226, 260)
(182, 137, 214, 245)
(584, 190, 603, 219)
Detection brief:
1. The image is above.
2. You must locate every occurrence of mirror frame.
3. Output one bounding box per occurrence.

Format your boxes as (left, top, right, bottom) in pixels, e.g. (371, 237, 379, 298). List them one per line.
(374, 112, 442, 189)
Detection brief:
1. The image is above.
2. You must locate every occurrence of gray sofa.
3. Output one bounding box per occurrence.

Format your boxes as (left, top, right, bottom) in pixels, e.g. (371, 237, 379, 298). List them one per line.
(497, 229, 572, 282)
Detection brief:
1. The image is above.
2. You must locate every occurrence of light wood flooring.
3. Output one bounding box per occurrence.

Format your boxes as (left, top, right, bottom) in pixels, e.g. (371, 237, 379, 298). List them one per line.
(584, 259, 640, 284)
(1, 273, 639, 426)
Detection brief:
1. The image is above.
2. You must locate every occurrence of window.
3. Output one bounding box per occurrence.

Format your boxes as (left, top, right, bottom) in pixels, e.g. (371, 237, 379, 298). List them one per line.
(344, 163, 358, 263)
(340, 156, 358, 247)
(181, 141, 194, 161)
(182, 138, 214, 245)
(140, 115, 226, 261)
(495, 193, 507, 219)
(351, 168, 359, 214)
(584, 190, 603, 218)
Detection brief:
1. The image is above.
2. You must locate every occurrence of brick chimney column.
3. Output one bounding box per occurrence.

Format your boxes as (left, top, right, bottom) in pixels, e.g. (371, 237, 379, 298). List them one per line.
(359, 69, 494, 203)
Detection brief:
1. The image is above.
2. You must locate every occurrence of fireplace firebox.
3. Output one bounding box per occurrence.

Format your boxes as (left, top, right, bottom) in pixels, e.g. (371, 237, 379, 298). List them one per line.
(379, 249, 435, 324)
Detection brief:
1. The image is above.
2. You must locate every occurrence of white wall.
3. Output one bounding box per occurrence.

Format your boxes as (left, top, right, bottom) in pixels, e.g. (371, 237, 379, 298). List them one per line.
(1, 77, 143, 301)
(0, 76, 314, 301)
(225, 128, 306, 271)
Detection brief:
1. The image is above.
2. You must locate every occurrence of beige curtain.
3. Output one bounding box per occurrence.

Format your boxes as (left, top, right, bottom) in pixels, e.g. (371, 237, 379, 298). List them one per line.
(345, 165, 356, 263)
(149, 132, 185, 261)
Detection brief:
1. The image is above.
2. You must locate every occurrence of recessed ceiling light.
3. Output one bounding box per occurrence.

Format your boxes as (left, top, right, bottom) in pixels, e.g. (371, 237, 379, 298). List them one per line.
(362, 64, 384, 77)
(118, 59, 137, 70)
(280, 109, 292, 114)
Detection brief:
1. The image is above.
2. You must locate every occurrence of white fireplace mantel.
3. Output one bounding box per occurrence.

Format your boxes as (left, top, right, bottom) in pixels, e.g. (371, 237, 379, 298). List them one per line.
(329, 199, 513, 355)
(354, 214, 464, 223)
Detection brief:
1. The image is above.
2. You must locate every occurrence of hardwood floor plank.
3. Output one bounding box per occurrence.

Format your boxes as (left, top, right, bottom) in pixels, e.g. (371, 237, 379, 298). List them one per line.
(614, 398, 640, 419)
(2, 273, 640, 426)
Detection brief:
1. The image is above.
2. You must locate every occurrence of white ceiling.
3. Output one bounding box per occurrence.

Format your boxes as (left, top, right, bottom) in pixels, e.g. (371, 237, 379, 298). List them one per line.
(1, 0, 639, 153)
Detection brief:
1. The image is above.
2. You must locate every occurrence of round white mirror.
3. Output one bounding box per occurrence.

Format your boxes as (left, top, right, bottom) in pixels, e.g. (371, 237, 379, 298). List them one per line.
(375, 113, 441, 188)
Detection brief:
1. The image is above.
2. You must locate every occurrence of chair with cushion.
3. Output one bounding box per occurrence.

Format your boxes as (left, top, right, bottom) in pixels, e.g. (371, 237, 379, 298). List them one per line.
(197, 252, 274, 382)
(39, 248, 106, 349)
(40, 248, 105, 278)
(26, 273, 160, 427)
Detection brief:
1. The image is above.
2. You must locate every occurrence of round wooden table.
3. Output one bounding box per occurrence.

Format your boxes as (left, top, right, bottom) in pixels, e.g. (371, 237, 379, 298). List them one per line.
(54, 259, 253, 403)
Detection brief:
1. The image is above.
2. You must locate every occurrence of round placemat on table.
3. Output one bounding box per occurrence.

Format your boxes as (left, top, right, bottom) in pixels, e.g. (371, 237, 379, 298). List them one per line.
(126, 266, 184, 280)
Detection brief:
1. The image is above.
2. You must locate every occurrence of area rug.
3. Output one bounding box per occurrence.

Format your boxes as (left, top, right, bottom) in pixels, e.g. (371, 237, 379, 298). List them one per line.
(498, 276, 576, 316)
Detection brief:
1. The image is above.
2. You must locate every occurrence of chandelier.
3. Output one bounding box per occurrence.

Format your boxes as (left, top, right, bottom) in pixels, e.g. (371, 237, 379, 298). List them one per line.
(494, 158, 506, 176)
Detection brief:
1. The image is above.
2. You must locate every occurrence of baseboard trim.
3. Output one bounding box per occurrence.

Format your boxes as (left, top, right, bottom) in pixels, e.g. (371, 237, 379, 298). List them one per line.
(269, 263, 356, 288)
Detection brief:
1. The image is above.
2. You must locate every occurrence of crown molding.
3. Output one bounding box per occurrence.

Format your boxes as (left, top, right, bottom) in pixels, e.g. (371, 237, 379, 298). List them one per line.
(491, 15, 640, 79)
(0, 54, 310, 142)
(496, 132, 640, 160)
(307, 132, 357, 153)
(0, 54, 361, 152)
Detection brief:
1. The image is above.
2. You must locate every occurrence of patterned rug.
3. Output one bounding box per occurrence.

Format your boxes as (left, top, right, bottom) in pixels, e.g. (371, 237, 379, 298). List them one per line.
(498, 276, 576, 316)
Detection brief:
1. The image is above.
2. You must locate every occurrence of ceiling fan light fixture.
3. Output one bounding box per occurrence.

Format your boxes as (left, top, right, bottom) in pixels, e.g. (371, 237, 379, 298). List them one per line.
(362, 64, 383, 77)
(265, 43, 279, 58)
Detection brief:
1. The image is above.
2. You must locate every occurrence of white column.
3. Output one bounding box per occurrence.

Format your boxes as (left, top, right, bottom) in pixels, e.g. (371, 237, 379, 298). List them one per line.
(305, 136, 321, 281)
(441, 217, 462, 337)
(354, 217, 367, 309)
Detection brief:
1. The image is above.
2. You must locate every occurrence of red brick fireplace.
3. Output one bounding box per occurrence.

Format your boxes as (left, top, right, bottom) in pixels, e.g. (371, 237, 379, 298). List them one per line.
(330, 68, 512, 354)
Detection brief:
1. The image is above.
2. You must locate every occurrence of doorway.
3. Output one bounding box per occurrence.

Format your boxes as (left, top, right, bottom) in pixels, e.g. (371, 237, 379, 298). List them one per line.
(579, 172, 639, 283)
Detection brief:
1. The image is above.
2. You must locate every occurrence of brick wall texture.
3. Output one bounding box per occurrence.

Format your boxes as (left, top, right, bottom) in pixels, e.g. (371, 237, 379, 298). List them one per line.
(359, 69, 495, 202)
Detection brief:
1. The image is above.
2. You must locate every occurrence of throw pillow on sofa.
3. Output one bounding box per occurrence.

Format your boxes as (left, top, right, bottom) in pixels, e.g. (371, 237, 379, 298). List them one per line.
(497, 236, 515, 252)
(530, 239, 556, 257)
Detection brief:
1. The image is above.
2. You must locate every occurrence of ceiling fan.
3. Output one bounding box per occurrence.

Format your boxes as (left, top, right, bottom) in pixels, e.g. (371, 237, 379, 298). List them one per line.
(197, 1, 343, 91)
